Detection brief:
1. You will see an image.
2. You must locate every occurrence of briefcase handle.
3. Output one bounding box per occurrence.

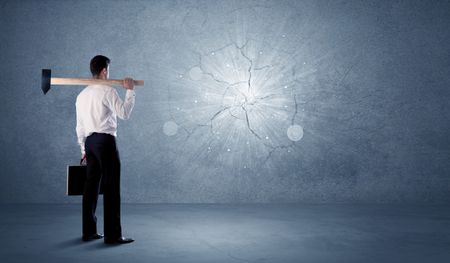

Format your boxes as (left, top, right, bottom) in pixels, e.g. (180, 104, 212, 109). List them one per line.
(80, 156, 87, 166)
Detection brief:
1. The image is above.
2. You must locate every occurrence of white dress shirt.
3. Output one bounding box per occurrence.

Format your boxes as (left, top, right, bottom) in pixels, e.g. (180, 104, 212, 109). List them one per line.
(76, 85, 136, 155)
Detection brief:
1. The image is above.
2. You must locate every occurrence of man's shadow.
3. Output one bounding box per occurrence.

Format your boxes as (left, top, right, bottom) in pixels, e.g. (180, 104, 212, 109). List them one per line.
(53, 237, 85, 249)
(55, 237, 121, 249)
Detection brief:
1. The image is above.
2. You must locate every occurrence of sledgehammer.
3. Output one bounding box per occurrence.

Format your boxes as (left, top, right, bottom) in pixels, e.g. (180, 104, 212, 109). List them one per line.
(41, 69, 145, 95)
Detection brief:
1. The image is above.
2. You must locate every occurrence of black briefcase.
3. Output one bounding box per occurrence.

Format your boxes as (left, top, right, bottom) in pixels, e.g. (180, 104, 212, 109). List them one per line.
(66, 165, 104, 196)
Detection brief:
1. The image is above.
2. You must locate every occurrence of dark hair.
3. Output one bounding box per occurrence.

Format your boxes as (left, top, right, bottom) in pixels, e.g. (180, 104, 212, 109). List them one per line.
(90, 55, 110, 76)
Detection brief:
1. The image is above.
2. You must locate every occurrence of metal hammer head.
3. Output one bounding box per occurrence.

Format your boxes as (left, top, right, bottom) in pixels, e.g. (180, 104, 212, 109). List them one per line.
(41, 69, 51, 94)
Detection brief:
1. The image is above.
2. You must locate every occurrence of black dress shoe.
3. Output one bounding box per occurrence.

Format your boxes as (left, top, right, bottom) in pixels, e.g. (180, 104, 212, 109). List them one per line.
(104, 236, 134, 244)
(82, 233, 104, 241)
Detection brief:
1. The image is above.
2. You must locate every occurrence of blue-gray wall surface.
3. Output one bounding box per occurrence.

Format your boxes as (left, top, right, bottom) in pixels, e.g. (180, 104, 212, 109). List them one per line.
(0, 0, 449, 203)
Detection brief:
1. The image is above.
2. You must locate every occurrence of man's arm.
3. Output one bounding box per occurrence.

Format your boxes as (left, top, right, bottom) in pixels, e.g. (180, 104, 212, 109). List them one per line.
(75, 102, 86, 158)
(104, 78, 135, 120)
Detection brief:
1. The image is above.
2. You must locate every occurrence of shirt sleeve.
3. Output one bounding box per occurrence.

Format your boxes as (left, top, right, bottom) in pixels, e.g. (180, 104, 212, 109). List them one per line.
(75, 101, 86, 156)
(104, 88, 136, 120)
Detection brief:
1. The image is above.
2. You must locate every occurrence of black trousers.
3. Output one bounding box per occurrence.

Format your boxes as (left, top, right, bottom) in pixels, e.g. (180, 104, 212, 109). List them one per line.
(83, 133, 122, 239)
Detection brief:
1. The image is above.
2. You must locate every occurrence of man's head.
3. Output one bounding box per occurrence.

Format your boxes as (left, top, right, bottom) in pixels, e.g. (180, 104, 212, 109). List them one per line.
(90, 55, 110, 79)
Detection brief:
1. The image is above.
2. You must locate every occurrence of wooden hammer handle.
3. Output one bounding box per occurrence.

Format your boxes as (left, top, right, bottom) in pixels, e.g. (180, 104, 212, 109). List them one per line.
(51, 78, 144, 86)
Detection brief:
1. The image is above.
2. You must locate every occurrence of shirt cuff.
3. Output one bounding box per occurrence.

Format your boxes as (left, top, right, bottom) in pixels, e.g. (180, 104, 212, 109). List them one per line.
(126, 90, 136, 97)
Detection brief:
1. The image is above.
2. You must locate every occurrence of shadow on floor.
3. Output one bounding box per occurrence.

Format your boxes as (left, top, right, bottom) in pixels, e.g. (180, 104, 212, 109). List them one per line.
(55, 236, 126, 250)
(53, 237, 85, 249)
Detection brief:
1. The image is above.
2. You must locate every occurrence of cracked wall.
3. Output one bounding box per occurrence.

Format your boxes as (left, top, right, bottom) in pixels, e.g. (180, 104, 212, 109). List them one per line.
(0, 0, 449, 203)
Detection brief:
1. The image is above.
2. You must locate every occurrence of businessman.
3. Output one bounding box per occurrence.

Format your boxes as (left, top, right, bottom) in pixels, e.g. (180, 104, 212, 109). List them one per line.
(76, 55, 135, 244)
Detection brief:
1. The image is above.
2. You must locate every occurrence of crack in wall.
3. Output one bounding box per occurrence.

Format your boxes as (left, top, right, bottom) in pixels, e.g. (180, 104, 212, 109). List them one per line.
(167, 36, 305, 168)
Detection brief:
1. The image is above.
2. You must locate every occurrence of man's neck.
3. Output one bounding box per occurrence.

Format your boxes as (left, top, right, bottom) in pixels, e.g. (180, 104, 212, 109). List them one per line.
(94, 75, 107, 80)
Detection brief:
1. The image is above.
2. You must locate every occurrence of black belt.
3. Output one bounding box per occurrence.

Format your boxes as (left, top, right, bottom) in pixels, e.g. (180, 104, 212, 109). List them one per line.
(90, 132, 114, 137)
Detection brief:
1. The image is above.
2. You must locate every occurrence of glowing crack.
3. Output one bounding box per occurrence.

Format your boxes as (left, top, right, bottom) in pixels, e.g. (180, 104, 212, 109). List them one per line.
(166, 38, 305, 169)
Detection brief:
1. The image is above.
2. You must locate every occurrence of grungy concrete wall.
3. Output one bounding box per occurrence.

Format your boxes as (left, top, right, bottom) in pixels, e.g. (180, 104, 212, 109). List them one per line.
(0, 0, 449, 203)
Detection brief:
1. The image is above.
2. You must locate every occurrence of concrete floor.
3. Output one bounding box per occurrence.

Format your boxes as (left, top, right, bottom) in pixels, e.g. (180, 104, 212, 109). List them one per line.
(0, 204, 449, 263)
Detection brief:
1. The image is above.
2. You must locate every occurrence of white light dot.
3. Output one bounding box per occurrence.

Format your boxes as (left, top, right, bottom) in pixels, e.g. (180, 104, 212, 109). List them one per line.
(189, 67, 203, 81)
(163, 121, 178, 136)
(259, 51, 263, 55)
(284, 85, 288, 89)
(282, 34, 286, 38)
(178, 74, 183, 78)
(265, 136, 269, 140)
(287, 124, 304, 142)
(211, 52, 215, 55)
(194, 100, 198, 104)
(227, 148, 231, 152)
